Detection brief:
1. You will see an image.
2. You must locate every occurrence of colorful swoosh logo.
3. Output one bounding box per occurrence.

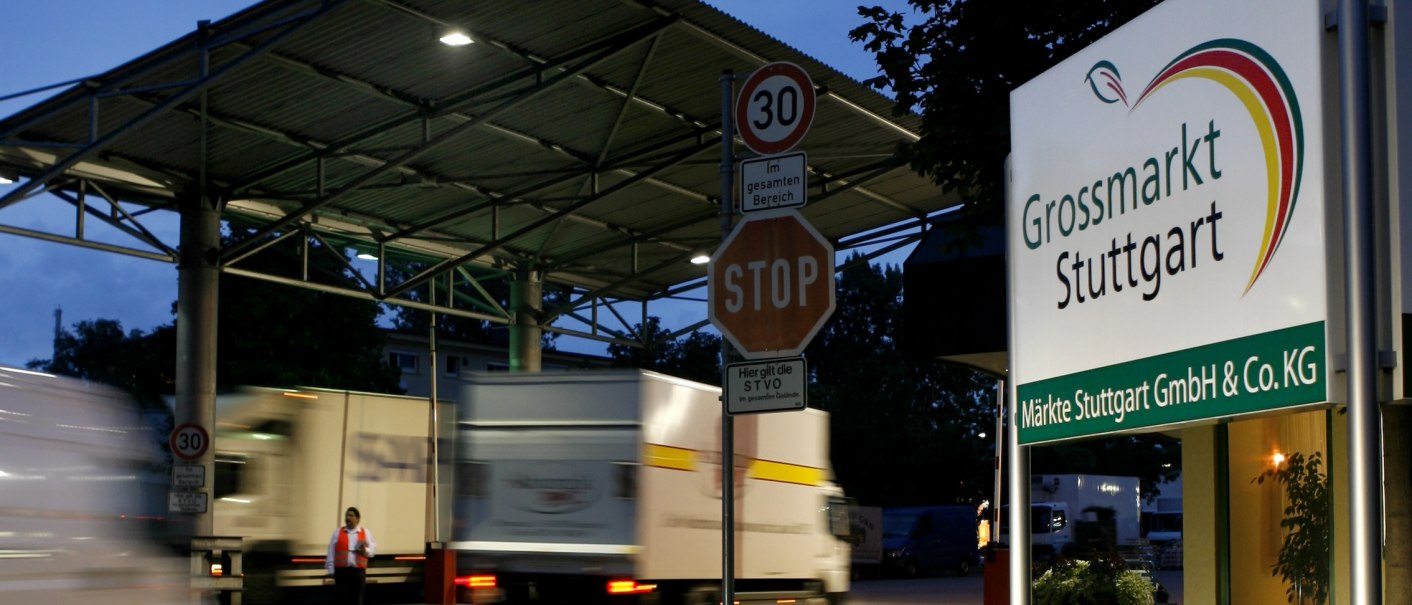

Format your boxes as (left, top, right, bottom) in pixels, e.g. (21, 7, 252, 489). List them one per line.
(1088, 39, 1303, 295)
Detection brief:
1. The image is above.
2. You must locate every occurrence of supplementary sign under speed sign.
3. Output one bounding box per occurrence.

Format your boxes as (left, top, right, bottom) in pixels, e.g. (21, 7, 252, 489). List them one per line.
(735, 62, 816, 155)
(170, 422, 210, 461)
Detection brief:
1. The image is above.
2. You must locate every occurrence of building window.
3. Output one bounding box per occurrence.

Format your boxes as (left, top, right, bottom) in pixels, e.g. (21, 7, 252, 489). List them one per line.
(445, 355, 469, 377)
(389, 351, 419, 374)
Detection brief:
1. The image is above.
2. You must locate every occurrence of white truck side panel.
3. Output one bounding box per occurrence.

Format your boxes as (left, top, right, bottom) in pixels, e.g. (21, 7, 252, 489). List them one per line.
(459, 370, 846, 590)
(339, 391, 434, 556)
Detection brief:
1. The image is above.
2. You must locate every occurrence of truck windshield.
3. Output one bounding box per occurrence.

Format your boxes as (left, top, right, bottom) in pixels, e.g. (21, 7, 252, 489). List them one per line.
(1150, 512, 1182, 531)
(998, 506, 1065, 534)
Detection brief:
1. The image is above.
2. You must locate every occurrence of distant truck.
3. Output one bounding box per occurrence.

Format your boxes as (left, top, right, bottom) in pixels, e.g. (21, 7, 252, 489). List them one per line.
(452, 370, 852, 605)
(211, 387, 453, 604)
(850, 506, 883, 578)
(1142, 476, 1183, 568)
(1000, 474, 1142, 560)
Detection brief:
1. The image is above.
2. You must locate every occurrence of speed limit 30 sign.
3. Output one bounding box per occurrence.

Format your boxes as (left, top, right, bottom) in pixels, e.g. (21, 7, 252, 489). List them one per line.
(170, 422, 210, 461)
(735, 62, 815, 156)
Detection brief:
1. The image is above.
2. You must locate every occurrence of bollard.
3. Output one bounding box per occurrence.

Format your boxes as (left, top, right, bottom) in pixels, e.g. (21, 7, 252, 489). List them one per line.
(191, 536, 243, 605)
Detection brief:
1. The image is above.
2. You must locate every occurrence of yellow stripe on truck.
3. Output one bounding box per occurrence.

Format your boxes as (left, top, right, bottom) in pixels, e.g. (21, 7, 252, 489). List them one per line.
(644, 443, 695, 471)
(643, 445, 822, 486)
(748, 459, 822, 486)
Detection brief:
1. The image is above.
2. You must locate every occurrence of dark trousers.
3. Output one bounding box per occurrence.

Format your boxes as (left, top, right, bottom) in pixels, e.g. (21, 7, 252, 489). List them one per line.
(334, 566, 366, 605)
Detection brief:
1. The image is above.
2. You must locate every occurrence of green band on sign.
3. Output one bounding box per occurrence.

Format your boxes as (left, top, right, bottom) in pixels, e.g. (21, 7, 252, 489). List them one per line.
(1017, 322, 1325, 445)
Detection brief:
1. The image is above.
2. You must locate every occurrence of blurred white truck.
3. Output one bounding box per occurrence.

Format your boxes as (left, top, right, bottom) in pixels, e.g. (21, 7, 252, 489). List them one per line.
(849, 506, 883, 578)
(211, 386, 453, 603)
(1000, 474, 1142, 559)
(452, 370, 851, 605)
(0, 366, 186, 605)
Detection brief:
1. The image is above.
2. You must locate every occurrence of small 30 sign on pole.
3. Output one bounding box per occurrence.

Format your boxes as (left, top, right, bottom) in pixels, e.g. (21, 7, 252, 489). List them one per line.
(735, 62, 815, 156)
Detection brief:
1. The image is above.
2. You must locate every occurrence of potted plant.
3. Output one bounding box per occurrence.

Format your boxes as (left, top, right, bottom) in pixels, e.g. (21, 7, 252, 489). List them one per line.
(1253, 451, 1330, 605)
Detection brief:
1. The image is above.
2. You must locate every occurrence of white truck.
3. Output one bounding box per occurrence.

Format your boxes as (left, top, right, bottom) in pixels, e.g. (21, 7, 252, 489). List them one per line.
(0, 366, 187, 605)
(1000, 474, 1142, 560)
(452, 370, 851, 605)
(849, 506, 883, 578)
(211, 386, 453, 603)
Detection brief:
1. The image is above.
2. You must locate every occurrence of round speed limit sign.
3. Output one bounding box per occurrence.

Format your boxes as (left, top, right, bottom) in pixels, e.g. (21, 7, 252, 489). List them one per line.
(170, 423, 210, 461)
(735, 62, 816, 155)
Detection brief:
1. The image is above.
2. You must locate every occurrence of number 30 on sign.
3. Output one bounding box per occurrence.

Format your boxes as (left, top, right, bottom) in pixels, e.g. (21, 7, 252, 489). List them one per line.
(170, 423, 210, 461)
(735, 62, 816, 156)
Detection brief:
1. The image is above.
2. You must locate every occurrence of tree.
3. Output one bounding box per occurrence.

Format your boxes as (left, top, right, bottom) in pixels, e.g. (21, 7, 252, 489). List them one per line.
(385, 262, 566, 351)
(30, 227, 403, 395)
(607, 316, 723, 385)
(850, 0, 1163, 227)
(30, 318, 174, 407)
(806, 254, 996, 506)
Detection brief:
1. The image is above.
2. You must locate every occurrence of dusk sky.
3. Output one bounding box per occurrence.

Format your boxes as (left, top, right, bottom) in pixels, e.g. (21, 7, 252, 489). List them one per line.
(0, 0, 918, 367)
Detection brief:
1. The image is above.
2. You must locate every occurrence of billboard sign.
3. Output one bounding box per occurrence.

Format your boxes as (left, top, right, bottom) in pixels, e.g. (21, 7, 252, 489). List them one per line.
(1007, 0, 1334, 444)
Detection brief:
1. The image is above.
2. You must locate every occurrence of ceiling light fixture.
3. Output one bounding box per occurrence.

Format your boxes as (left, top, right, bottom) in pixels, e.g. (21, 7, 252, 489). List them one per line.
(440, 32, 472, 47)
(0, 176, 13, 185)
(689, 255, 710, 265)
(356, 252, 378, 261)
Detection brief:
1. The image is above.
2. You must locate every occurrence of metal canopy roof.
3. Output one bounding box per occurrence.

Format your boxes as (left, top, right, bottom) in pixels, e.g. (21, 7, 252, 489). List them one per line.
(0, 0, 956, 344)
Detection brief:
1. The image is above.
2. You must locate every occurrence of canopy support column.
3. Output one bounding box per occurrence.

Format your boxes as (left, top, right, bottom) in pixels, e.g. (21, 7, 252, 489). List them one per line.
(174, 196, 220, 535)
(509, 269, 543, 372)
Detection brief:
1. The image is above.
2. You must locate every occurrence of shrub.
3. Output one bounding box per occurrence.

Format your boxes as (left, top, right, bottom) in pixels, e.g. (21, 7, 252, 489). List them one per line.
(1033, 558, 1156, 605)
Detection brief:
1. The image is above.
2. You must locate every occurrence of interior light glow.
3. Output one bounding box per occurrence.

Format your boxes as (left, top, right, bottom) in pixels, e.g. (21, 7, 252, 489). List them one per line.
(1273, 451, 1286, 467)
(356, 252, 378, 260)
(0, 176, 12, 185)
(690, 255, 711, 265)
(440, 32, 472, 47)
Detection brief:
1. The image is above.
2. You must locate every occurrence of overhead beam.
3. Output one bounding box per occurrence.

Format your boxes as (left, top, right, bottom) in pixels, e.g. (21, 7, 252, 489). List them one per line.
(221, 16, 679, 264)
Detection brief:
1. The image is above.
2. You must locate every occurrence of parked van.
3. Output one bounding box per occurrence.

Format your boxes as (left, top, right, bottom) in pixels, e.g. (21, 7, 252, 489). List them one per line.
(0, 366, 185, 604)
(881, 506, 979, 577)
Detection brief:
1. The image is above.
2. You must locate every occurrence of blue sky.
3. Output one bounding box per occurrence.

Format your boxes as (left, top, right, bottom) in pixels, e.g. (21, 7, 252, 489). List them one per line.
(0, 0, 917, 366)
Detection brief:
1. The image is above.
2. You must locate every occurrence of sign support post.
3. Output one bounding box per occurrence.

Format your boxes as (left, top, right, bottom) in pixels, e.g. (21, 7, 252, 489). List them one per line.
(1337, 1, 1381, 602)
(718, 68, 736, 605)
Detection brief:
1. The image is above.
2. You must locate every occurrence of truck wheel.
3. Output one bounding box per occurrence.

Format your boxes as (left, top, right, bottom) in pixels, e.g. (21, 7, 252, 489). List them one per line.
(955, 558, 970, 577)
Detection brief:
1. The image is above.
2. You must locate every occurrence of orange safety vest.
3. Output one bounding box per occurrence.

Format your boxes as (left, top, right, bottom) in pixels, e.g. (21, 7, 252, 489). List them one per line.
(334, 527, 369, 569)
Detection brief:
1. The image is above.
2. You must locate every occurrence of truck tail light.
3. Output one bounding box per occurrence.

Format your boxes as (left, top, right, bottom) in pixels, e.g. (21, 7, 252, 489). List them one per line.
(606, 579, 656, 594)
(455, 574, 497, 589)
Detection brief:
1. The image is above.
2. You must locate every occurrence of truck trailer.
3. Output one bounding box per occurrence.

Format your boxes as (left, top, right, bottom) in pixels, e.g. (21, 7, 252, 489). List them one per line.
(211, 386, 453, 603)
(1000, 474, 1143, 560)
(452, 370, 851, 605)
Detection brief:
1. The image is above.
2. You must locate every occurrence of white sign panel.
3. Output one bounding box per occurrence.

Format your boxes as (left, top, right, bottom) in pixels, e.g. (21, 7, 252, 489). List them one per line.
(1007, 0, 1332, 444)
(725, 357, 807, 415)
(740, 152, 807, 213)
(169, 490, 208, 514)
(173, 463, 205, 488)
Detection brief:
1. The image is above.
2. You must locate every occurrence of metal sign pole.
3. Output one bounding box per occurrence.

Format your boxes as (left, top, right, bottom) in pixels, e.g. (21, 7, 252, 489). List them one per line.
(1338, 1, 1383, 603)
(718, 68, 736, 605)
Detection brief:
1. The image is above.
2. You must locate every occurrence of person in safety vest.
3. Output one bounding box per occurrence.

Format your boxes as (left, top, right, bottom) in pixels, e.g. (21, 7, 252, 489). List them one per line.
(325, 506, 377, 605)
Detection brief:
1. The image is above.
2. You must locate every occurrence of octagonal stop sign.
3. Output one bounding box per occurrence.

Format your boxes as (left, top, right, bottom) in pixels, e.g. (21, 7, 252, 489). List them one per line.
(709, 209, 835, 359)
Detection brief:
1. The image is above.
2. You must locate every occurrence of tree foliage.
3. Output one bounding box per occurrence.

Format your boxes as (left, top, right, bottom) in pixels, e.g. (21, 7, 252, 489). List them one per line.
(806, 255, 996, 506)
(850, 0, 1162, 226)
(29, 227, 402, 397)
(1254, 451, 1330, 605)
(607, 316, 722, 386)
(386, 263, 565, 350)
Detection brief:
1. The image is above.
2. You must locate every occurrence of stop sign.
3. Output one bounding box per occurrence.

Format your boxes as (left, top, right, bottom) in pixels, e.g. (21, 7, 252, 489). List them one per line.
(709, 209, 835, 359)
